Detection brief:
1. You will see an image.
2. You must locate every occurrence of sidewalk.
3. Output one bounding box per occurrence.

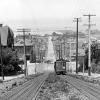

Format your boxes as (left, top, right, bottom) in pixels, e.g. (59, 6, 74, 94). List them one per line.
(0, 74, 24, 81)
(69, 71, 100, 81)
(78, 72, 100, 78)
(0, 62, 46, 81)
(70, 71, 100, 77)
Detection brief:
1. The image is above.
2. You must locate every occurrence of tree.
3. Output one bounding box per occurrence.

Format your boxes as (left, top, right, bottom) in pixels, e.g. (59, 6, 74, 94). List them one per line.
(91, 41, 98, 61)
(94, 49, 100, 64)
(84, 41, 99, 69)
(0, 48, 21, 75)
(52, 32, 58, 36)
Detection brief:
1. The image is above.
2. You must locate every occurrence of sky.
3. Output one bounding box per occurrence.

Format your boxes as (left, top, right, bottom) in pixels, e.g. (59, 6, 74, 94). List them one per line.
(0, 0, 100, 35)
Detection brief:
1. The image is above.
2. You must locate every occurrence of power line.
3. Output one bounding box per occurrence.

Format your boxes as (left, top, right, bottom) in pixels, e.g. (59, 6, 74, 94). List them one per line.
(83, 14, 96, 76)
(17, 28, 31, 77)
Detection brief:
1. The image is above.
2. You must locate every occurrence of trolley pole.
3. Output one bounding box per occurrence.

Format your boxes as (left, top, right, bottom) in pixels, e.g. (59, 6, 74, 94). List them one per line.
(83, 14, 96, 76)
(73, 18, 81, 74)
(17, 28, 31, 77)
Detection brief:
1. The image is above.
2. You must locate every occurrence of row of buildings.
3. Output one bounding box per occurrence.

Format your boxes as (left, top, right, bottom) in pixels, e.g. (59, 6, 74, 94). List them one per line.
(52, 30, 100, 61)
(14, 34, 48, 61)
(0, 25, 48, 62)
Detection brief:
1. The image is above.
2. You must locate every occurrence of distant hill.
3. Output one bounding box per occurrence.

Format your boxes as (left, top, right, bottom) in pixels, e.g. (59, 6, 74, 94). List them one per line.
(55, 30, 86, 38)
(55, 29, 100, 41)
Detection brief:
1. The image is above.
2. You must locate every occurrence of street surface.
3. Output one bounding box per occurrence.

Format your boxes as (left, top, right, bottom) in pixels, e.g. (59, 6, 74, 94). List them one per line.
(46, 36, 56, 62)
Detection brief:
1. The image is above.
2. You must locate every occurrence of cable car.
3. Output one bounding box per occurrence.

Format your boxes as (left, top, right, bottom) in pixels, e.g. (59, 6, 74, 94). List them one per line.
(54, 58, 66, 75)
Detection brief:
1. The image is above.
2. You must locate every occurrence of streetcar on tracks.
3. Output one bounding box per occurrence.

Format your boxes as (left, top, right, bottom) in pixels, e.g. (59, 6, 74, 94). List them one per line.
(54, 58, 67, 75)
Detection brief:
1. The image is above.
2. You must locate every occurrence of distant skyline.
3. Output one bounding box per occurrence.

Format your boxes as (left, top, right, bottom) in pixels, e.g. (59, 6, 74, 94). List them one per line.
(0, 0, 100, 35)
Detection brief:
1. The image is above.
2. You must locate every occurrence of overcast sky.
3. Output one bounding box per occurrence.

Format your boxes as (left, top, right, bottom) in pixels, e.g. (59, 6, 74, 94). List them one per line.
(0, 0, 100, 33)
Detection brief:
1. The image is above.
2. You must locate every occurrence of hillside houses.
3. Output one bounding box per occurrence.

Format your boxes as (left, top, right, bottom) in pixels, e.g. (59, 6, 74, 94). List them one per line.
(52, 31, 88, 60)
(52, 30, 100, 61)
(14, 34, 48, 61)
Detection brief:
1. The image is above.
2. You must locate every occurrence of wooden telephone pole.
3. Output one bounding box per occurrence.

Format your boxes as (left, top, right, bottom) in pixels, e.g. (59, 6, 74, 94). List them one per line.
(73, 18, 81, 74)
(83, 14, 96, 76)
(17, 28, 31, 77)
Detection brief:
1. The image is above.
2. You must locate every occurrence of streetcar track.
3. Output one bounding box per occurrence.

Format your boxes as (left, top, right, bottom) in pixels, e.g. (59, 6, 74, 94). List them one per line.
(66, 76, 99, 100)
(68, 78, 99, 100)
(1, 73, 48, 100)
(13, 77, 41, 100)
(32, 78, 46, 100)
(1, 75, 39, 100)
(1, 78, 35, 100)
(19, 75, 46, 100)
(67, 75, 100, 97)
(20, 73, 48, 100)
(1, 73, 43, 100)
(60, 74, 100, 100)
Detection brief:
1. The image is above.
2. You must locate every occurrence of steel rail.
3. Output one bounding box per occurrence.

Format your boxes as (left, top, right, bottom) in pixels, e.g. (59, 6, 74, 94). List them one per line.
(1, 74, 43, 100)
(1, 73, 48, 100)
(60, 75, 100, 100)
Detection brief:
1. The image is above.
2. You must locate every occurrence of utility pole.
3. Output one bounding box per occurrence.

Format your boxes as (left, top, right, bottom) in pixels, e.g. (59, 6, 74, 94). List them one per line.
(0, 24, 4, 80)
(83, 14, 96, 76)
(17, 28, 31, 77)
(58, 45, 60, 59)
(57, 39, 61, 59)
(69, 39, 72, 72)
(73, 18, 81, 74)
(61, 34, 66, 59)
(61, 42, 62, 59)
(38, 42, 41, 62)
(63, 37, 66, 59)
(60, 38, 64, 59)
(56, 44, 60, 59)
